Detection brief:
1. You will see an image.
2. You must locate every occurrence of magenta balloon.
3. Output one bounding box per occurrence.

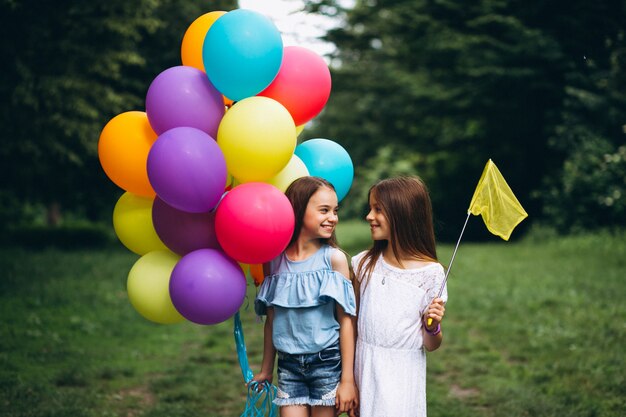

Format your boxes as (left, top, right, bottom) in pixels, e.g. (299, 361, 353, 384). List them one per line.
(146, 66, 225, 136)
(169, 249, 246, 325)
(147, 127, 227, 213)
(152, 197, 220, 255)
(215, 183, 295, 264)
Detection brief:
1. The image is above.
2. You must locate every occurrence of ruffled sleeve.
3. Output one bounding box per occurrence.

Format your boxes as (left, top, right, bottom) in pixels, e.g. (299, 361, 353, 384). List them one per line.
(254, 269, 357, 316)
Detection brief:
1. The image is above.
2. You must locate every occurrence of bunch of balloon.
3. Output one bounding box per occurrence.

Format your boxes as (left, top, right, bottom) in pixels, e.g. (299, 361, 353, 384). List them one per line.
(97, 8, 354, 328)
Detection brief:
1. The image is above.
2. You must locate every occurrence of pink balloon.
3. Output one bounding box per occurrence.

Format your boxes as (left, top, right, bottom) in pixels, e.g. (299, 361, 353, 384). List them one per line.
(215, 183, 295, 264)
(258, 46, 331, 126)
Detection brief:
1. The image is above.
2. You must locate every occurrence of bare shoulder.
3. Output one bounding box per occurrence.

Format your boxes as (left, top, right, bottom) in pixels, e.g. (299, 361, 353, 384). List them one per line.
(330, 248, 351, 280)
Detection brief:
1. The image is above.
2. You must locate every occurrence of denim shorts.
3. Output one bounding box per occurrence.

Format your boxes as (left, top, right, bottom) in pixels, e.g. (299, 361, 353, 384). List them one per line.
(274, 341, 342, 407)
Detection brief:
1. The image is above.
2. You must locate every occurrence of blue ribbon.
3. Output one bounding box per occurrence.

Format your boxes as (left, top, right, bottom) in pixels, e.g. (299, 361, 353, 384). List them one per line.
(234, 311, 278, 417)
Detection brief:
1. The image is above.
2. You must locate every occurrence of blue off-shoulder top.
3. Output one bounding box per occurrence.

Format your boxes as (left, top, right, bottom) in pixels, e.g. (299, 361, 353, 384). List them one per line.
(255, 245, 356, 354)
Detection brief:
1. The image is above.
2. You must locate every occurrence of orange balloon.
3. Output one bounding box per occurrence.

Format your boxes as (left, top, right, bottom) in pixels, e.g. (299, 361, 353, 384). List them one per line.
(249, 263, 265, 286)
(181, 11, 226, 71)
(98, 111, 157, 197)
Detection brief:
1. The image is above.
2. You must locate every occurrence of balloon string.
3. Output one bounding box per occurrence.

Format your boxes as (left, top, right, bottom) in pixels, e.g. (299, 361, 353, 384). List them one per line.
(241, 381, 278, 417)
(234, 311, 255, 383)
(235, 311, 278, 417)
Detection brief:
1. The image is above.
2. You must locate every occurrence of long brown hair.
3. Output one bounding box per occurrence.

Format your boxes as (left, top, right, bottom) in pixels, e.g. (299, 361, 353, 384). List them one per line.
(357, 176, 438, 285)
(284, 176, 339, 248)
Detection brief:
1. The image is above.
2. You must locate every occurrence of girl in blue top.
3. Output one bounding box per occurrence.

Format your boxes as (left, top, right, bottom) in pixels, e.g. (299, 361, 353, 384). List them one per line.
(253, 176, 358, 417)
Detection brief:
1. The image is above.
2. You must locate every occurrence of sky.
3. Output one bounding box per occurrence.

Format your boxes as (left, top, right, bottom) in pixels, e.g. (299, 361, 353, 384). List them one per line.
(237, 0, 350, 57)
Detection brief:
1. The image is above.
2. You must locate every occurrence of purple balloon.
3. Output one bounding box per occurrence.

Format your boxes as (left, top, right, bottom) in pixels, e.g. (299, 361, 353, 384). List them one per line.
(147, 127, 227, 213)
(169, 249, 247, 325)
(146, 66, 225, 136)
(152, 197, 221, 255)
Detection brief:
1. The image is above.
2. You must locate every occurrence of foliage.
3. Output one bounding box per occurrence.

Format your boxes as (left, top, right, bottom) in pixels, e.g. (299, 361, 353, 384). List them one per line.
(303, 0, 626, 236)
(0, 223, 116, 249)
(2, 0, 625, 235)
(541, 138, 626, 233)
(0, 0, 237, 226)
(1, 230, 625, 416)
(540, 42, 626, 231)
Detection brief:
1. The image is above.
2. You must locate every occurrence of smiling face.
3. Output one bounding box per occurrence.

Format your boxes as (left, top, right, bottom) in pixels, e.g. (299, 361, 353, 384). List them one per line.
(302, 186, 339, 240)
(365, 192, 390, 241)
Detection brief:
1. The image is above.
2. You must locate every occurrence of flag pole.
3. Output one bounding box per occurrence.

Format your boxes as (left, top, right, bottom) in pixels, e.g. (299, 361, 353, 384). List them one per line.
(424, 159, 528, 327)
(426, 211, 471, 326)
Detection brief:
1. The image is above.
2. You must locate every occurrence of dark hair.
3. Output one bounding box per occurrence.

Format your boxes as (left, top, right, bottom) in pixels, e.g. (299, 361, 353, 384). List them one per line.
(357, 176, 438, 285)
(284, 176, 339, 248)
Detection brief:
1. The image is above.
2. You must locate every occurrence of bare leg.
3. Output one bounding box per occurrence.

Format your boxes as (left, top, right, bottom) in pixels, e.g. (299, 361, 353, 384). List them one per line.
(311, 406, 336, 417)
(281, 405, 311, 417)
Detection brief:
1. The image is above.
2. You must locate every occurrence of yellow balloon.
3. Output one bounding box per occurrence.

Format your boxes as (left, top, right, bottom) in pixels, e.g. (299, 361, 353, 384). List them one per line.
(180, 11, 226, 71)
(127, 251, 185, 324)
(238, 262, 250, 276)
(266, 155, 309, 192)
(296, 124, 305, 137)
(113, 192, 168, 255)
(217, 97, 296, 182)
(225, 171, 235, 190)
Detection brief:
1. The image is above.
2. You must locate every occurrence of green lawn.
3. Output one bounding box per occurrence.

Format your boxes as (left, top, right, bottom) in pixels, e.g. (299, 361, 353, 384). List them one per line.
(1, 225, 624, 416)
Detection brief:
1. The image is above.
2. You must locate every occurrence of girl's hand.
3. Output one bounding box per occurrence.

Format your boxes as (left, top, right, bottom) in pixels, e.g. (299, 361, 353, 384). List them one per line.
(335, 380, 358, 414)
(424, 297, 445, 330)
(347, 397, 360, 417)
(249, 371, 272, 386)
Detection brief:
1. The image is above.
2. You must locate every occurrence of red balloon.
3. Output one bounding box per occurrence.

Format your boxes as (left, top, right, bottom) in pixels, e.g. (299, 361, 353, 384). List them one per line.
(215, 183, 295, 264)
(258, 46, 331, 126)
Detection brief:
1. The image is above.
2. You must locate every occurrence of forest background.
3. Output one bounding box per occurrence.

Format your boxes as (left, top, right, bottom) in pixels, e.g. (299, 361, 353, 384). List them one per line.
(1, 0, 625, 243)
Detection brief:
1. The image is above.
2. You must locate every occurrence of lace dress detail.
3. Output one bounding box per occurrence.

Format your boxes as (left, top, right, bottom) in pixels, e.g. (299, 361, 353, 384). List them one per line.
(353, 252, 448, 417)
(376, 258, 444, 296)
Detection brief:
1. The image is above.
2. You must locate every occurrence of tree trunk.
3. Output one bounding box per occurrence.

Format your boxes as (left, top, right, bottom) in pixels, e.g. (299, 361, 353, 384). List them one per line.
(46, 202, 62, 227)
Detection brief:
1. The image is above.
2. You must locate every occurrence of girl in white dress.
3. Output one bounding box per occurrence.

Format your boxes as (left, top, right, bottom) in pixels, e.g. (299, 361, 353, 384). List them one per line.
(353, 176, 448, 417)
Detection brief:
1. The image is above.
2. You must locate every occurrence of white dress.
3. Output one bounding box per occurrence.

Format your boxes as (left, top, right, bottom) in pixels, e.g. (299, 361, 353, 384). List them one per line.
(352, 252, 448, 417)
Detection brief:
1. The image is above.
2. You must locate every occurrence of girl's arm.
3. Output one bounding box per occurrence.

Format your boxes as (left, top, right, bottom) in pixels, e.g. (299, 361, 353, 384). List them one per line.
(336, 305, 358, 413)
(331, 250, 359, 413)
(252, 307, 276, 384)
(252, 263, 276, 383)
(422, 297, 445, 351)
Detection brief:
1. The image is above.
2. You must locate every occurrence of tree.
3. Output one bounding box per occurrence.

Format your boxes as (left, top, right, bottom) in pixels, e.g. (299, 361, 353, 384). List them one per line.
(527, 0, 626, 232)
(304, 0, 626, 237)
(0, 0, 237, 227)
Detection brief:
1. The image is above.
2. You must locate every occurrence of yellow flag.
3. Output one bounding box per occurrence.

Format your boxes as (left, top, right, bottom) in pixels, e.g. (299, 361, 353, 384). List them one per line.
(468, 159, 528, 241)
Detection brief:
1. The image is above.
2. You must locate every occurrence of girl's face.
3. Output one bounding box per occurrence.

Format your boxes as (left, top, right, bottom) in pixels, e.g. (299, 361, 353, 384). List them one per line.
(366, 193, 390, 241)
(302, 186, 339, 239)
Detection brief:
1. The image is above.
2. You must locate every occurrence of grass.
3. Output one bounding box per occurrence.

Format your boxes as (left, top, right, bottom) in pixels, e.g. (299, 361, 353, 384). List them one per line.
(427, 230, 626, 417)
(0, 224, 624, 416)
(0, 249, 252, 417)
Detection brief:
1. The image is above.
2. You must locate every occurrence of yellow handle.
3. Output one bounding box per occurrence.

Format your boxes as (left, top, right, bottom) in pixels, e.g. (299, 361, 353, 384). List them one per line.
(426, 317, 433, 327)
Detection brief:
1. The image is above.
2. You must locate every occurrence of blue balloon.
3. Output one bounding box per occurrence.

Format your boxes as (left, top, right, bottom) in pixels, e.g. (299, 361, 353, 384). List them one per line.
(203, 9, 283, 101)
(295, 139, 354, 201)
